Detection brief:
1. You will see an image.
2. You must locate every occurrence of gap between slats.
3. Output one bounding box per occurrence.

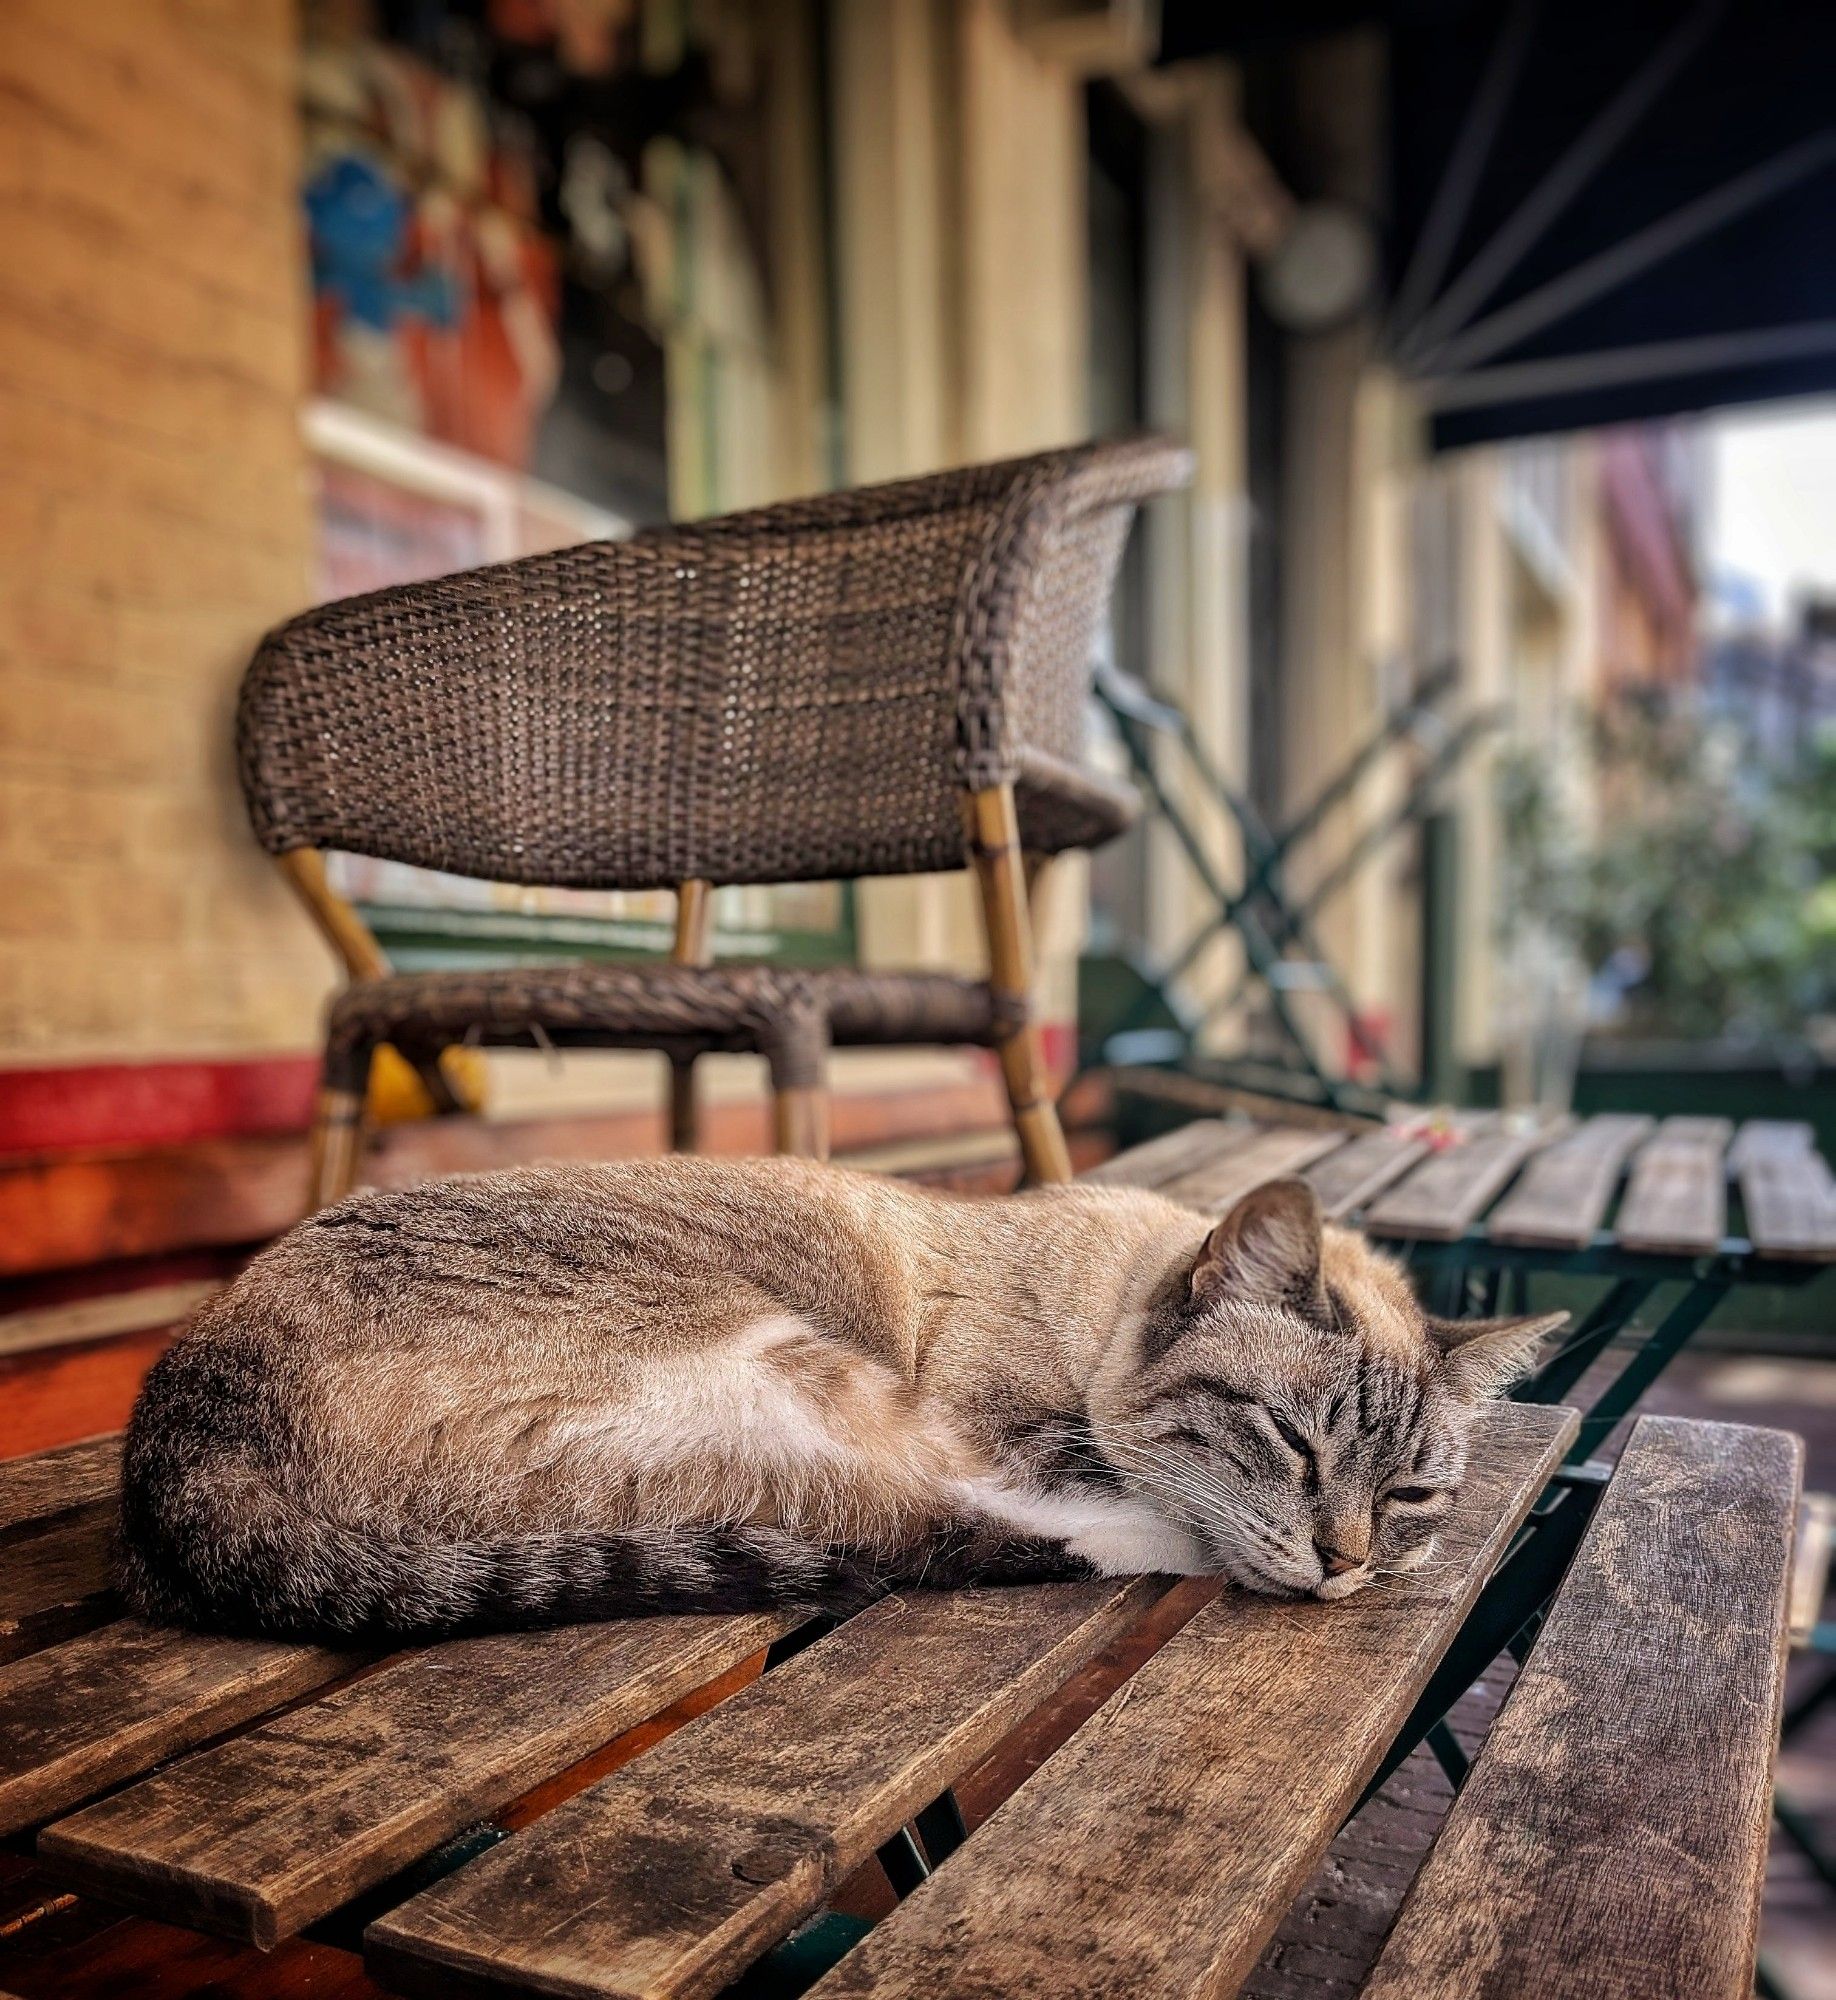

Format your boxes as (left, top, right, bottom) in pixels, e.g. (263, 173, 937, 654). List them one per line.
(364, 1576, 1172, 2000)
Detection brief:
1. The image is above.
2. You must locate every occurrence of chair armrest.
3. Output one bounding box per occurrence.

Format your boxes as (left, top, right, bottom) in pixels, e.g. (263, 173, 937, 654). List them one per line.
(1012, 746, 1140, 854)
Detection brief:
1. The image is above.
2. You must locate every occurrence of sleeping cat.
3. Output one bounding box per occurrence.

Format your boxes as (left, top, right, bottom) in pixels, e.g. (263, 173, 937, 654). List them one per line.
(119, 1157, 1563, 1641)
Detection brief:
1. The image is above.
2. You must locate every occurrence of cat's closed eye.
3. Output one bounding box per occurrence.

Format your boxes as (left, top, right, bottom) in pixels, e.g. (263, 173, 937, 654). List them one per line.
(1268, 1412, 1314, 1461)
(1385, 1485, 1446, 1506)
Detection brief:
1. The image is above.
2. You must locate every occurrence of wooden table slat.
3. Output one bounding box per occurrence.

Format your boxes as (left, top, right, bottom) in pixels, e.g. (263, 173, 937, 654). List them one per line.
(0, 1501, 119, 1665)
(0, 1621, 362, 1837)
(1363, 1125, 1561, 1243)
(1156, 1126, 1351, 1216)
(1301, 1129, 1432, 1221)
(1728, 1120, 1816, 1171)
(1614, 1116, 1732, 1256)
(1647, 1115, 1736, 1148)
(1486, 1115, 1654, 1250)
(365, 1576, 1167, 2000)
(794, 1403, 1578, 2000)
(1081, 1118, 1256, 1190)
(1739, 1146, 1836, 1264)
(39, 1611, 794, 1948)
(1363, 1415, 1801, 2000)
(0, 1435, 122, 1535)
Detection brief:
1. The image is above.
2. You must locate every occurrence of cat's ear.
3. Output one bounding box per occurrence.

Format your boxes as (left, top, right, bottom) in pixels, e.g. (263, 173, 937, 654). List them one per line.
(1191, 1178, 1325, 1311)
(1427, 1310, 1569, 1401)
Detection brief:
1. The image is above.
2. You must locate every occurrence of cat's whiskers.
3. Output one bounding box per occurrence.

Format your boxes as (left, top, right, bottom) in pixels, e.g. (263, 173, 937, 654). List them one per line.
(1082, 1429, 1300, 1565)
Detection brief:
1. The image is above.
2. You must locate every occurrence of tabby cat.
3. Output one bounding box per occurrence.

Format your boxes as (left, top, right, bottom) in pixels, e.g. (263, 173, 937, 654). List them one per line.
(120, 1157, 1563, 1640)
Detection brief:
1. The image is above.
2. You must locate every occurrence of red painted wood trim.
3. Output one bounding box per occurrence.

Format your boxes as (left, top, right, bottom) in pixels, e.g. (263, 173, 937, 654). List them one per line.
(0, 1057, 320, 1158)
(0, 1018, 1073, 1163)
(0, 1076, 1019, 1280)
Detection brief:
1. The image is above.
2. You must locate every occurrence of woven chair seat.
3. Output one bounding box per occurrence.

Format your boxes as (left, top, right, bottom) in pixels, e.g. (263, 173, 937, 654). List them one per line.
(326, 962, 1019, 1092)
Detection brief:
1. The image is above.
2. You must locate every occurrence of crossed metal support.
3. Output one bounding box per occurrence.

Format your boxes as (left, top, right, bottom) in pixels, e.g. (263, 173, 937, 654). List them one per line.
(1402, 1229, 1823, 1465)
(1097, 671, 1365, 1111)
(1093, 660, 1496, 1116)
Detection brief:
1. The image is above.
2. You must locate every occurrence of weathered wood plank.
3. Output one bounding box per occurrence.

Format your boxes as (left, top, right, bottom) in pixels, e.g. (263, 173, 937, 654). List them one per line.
(1487, 1114, 1654, 1250)
(0, 1435, 122, 1534)
(40, 1612, 792, 1948)
(1106, 1065, 1385, 1134)
(1363, 1416, 1800, 2000)
(1302, 1128, 1432, 1221)
(0, 1281, 222, 1363)
(0, 1502, 119, 1664)
(0, 1622, 361, 1836)
(1614, 1116, 1731, 1256)
(365, 1576, 1168, 2000)
(1364, 1124, 1561, 1243)
(795, 1403, 1577, 2000)
(1728, 1120, 1815, 1172)
(1739, 1143, 1836, 1264)
(1081, 1118, 1254, 1189)
(1158, 1126, 1350, 1216)
(1650, 1115, 1736, 1149)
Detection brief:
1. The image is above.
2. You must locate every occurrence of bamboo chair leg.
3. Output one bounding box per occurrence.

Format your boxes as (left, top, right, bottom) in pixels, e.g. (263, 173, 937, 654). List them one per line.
(666, 879, 715, 1154)
(964, 786, 1073, 1186)
(668, 1053, 700, 1152)
(309, 1044, 374, 1210)
(773, 1083, 831, 1160)
(767, 1012, 831, 1162)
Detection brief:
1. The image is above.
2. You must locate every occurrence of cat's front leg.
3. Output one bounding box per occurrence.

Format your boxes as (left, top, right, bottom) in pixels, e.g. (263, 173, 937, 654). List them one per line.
(946, 1476, 1211, 1578)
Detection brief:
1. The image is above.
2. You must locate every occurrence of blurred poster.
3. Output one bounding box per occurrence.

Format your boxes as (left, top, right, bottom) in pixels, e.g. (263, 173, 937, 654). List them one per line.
(299, 0, 773, 524)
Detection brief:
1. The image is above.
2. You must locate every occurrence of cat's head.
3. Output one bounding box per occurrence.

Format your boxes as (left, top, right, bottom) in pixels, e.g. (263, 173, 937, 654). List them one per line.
(1097, 1177, 1565, 1600)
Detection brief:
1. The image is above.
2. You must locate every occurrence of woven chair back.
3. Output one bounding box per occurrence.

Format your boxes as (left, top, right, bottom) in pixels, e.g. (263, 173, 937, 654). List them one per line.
(238, 436, 1189, 890)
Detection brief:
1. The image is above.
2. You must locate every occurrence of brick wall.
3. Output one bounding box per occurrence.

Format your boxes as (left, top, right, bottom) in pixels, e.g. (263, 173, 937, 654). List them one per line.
(0, 0, 333, 1063)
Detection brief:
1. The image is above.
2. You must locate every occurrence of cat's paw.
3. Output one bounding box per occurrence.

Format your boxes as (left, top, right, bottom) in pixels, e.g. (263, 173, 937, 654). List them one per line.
(1068, 1513, 1210, 1577)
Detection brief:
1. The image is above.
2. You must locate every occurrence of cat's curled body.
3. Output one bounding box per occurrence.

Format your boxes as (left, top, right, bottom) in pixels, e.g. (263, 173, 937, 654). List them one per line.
(120, 1155, 1562, 1641)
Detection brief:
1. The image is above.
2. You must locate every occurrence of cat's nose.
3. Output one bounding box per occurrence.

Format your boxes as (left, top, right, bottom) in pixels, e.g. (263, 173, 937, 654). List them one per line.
(1313, 1540, 1363, 1577)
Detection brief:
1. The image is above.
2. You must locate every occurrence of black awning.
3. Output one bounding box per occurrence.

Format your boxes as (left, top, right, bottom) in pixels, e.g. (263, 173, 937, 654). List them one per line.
(1164, 0, 1836, 446)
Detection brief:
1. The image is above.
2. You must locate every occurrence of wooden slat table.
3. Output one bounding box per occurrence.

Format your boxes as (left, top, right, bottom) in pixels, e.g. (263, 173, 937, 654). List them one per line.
(1, 1404, 1576, 1999)
(1485, 1114, 1654, 1250)
(1614, 1115, 1736, 1256)
(0, 1118, 1814, 2000)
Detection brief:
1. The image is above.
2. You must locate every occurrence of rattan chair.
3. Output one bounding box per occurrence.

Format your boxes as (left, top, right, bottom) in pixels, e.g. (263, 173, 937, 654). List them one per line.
(239, 435, 1192, 1206)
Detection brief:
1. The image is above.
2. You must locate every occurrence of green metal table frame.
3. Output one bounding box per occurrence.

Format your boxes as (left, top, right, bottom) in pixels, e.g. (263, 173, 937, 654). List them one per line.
(1400, 1229, 1826, 1464)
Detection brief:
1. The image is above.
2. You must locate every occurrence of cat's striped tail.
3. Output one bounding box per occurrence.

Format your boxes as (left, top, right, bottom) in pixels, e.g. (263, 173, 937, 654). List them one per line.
(118, 1333, 1091, 1642)
(118, 1459, 898, 1641)
(120, 1476, 1092, 1641)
